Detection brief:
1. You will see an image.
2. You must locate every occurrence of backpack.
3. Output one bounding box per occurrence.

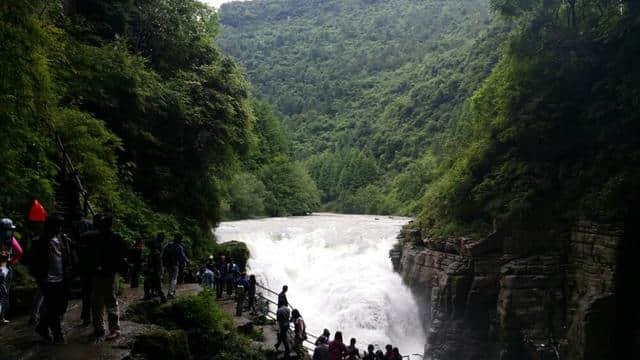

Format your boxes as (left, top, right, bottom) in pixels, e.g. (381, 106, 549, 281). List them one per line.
(162, 243, 179, 267)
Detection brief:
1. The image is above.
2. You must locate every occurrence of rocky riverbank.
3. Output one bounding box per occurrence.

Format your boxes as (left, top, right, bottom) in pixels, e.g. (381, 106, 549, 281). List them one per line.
(392, 221, 637, 359)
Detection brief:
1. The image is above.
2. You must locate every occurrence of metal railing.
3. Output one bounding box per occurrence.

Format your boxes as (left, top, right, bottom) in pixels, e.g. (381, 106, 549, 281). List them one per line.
(253, 286, 318, 352)
(47, 115, 95, 217)
(250, 283, 424, 359)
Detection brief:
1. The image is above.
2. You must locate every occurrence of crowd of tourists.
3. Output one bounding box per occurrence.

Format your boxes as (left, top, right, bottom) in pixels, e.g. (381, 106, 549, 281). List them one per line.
(0, 200, 203, 345)
(312, 333, 405, 360)
(2, 201, 408, 358)
(271, 285, 406, 360)
(0, 211, 130, 344)
(198, 254, 257, 315)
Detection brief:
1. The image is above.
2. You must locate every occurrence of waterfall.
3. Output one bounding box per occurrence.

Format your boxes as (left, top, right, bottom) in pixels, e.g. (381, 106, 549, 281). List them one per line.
(215, 213, 426, 355)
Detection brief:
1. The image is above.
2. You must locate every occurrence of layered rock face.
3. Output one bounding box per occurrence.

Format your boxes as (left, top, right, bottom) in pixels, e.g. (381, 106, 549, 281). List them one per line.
(392, 221, 637, 360)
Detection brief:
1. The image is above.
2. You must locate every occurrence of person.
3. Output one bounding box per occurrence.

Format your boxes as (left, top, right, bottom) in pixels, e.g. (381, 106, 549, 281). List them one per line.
(274, 302, 291, 358)
(201, 266, 214, 290)
(162, 234, 189, 298)
(278, 285, 289, 307)
(29, 215, 75, 344)
(383, 345, 393, 360)
(0, 218, 23, 316)
(72, 212, 93, 326)
(316, 328, 331, 345)
(0, 250, 10, 325)
(246, 274, 256, 313)
(144, 234, 166, 302)
(292, 309, 307, 357)
(235, 272, 249, 316)
(363, 345, 376, 360)
(26, 202, 47, 326)
(313, 335, 330, 360)
(329, 331, 348, 360)
(224, 257, 235, 296)
(374, 350, 384, 360)
(129, 238, 144, 288)
(216, 255, 227, 299)
(347, 338, 360, 360)
(230, 259, 240, 284)
(205, 255, 215, 272)
(392, 347, 402, 360)
(88, 214, 128, 342)
(0, 218, 23, 267)
(27, 234, 45, 326)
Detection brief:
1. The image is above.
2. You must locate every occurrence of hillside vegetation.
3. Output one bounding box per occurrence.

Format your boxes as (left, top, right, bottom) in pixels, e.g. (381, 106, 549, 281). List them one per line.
(0, 0, 318, 256)
(218, 0, 506, 214)
(418, 0, 640, 235)
(219, 0, 639, 235)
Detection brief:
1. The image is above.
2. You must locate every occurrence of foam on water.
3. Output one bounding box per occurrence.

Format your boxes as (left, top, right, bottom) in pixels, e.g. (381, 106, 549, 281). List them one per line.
(215, 213, 426, 355)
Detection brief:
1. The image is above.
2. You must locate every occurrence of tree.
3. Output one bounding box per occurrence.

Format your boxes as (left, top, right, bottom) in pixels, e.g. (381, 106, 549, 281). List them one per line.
(260, 156, 320, 216)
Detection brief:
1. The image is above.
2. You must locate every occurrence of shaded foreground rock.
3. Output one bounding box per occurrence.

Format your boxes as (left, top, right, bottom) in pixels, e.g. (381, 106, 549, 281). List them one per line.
(393, 221, 639, 359)
(131, 329, 191, 360)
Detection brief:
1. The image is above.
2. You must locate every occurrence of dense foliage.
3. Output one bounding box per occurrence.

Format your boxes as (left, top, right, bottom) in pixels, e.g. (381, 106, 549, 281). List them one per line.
(221, 101, 320, 219)
(129, 290, 265, 360)
(219, 0, 639, 234)
(0, 0, 318, 258)
(218, 0, 506, 213)
(417, 0, 640, 234)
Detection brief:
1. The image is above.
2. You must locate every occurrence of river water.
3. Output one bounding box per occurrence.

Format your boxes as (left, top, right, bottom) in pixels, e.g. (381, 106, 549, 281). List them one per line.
(214, 213, 426, 355)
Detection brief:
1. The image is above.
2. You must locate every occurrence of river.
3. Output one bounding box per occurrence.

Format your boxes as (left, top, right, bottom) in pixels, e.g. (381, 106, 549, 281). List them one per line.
(214, 213, 426, 356)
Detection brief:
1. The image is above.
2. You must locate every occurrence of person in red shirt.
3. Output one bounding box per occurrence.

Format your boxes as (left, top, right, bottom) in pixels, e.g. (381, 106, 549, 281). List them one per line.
(328, 331, 348, 360)
(0, 218, 23, 319)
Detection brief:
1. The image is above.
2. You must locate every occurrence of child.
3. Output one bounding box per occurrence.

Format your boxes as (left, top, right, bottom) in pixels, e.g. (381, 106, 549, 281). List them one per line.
(0, 250, 10, 325)
(201, 264, 214, 290)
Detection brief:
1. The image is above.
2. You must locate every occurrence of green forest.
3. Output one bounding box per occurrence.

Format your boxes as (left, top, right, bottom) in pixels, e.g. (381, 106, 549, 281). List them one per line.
(2, 0, 639, 245)
(218, 0, 639, 234)
(2, 0, 639, 357)
(218, 0, 508, 214)
(0, 0, 319, 258)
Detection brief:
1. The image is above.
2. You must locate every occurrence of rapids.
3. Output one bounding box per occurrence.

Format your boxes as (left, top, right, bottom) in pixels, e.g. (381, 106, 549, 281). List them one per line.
(215, 213, 426, 355)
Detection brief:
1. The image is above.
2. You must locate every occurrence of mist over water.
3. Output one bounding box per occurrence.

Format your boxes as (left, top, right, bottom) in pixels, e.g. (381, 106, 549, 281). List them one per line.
(215, 213, 426, 355)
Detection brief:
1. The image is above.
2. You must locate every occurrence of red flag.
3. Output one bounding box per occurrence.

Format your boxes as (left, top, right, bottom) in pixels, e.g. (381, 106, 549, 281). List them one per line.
(28, 200, 47, 222)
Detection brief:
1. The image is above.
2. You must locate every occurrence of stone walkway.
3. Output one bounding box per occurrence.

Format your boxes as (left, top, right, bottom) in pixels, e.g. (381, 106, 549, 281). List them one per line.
(0, 283, 299, 360)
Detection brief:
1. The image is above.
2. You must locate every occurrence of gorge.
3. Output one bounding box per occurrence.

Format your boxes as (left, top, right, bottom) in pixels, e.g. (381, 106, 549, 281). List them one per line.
(1, 0, 639, 359)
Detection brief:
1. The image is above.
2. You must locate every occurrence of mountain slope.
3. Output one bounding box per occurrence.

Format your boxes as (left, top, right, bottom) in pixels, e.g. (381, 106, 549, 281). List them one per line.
(218, 0, 504, 213)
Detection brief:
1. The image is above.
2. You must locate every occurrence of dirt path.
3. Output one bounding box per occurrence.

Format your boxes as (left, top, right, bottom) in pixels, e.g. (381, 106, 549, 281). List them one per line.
(1, 284, 295, 360)
(0, 284, 201, 360)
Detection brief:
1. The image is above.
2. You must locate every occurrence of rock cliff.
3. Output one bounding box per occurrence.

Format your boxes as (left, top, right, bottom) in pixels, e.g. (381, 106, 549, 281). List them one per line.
(392, 221, 639, 359)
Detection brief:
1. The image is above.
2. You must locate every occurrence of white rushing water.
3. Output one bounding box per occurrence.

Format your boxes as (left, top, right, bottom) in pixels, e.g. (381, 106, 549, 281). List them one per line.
(215, 213, 426, 355)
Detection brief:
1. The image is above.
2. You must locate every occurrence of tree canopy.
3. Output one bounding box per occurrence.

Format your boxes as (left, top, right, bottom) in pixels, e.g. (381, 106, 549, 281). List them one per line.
(218, 0, 505, 214)
(0, 0, 319, 257)
(218, 0, 640, 234)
